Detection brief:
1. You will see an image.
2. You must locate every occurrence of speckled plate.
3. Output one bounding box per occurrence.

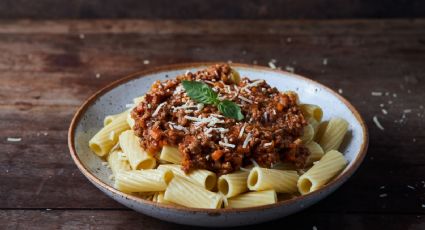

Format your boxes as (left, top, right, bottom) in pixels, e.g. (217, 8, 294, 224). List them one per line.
(68, 63, 368, 227)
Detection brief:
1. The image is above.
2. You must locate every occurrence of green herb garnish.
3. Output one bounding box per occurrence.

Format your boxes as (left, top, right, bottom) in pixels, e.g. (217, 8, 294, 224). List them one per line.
(182, 80, 244, 121)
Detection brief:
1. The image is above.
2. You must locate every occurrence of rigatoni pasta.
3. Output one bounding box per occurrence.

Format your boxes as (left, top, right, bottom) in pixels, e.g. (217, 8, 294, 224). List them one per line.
(218, 171, 249, 198)
(225, 190, 277, 208)
(159, 146, 182, 164)
(247, 167, 299, 193)
(158, 164, 217, 190)
(164, 176, 223, 209)
(114, 169, 173, 193)
(107, 150, 131, 176)
(89, 112, 130, 157)
(119, 130, 156, 170)
(297, 150, 348, 195)
(319, 118, 349, 152)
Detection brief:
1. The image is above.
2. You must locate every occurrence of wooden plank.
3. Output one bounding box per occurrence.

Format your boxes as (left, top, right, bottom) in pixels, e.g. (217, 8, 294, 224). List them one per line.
(0, 20, 424, 215)
(0, 0, 424, 20)
(1, 210, 424, 230)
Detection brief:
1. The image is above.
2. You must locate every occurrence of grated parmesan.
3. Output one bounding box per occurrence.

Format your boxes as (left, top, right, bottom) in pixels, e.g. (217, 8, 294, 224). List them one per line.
(382, 109, 388, 115)
(152, 102, 167, 117)
(238, 95, 253, 104)
(379, 193, 388, 198)
(219, 141, 235, 148)
(373, 116, 385, 130)
(264, 142, 273, 147)
(268, 61, 277, 69)
(242, 133, 252, 148)
(371, 92, 383, 96)
(7, 137, 22, 142)
(238, 123, 247, 138)
(403, 109, 412, 113)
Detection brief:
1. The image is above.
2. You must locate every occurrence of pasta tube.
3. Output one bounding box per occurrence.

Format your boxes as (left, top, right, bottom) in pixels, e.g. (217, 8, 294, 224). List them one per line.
(114, 169, 173, 193)
(218, 171, 249, 198)
(225, 190, 277, 208)
(104, 111, 127, 127)
(107, 150, 131, 175)
(89, 112, 130, 157)
(119, 130, 156, 170)
(164, 176, 223, 209)
(153, 192, 174, 205)
(157, 164, 217, 191)
(127, 112, 135, 129)
(304, 141, 325, 166)
(247, 167, 299, 193)
(300, 104, 323, 122)
(160, 146, 182, 164)
(307, 117, 319, 134)
(300, 124, 314, 143)
(298, 150, 347, 194)
(318, 118, 348, 152)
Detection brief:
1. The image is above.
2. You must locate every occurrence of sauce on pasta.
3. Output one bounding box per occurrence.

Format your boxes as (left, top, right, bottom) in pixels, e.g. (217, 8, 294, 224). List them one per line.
(131, 64, 309, 175)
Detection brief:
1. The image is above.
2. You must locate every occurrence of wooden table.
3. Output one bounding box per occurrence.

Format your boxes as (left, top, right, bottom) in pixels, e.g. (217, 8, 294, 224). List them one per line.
(1, 19, 424, 229)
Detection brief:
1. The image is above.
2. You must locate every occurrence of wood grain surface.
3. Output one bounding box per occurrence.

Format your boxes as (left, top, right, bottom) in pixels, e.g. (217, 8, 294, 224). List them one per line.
(0, 19, 424, 229)
(0, 0, 425, 20)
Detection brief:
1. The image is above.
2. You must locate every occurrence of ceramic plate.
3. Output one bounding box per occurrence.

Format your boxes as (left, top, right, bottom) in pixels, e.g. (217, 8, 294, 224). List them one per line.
(68, 63, 368, 227)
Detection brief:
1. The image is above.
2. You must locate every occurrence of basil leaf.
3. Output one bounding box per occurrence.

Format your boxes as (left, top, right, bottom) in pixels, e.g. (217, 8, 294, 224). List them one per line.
(182, 80, 219, 105)
(218, 100, 244, 121)
(182, 80, 244, 120)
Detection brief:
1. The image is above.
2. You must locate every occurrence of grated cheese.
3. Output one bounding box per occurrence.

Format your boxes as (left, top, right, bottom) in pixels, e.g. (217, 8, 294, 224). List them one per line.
(371, 92, 383, 96)
(407, 185, 415, 190)
(264, 142, 273, 147)
(238, 123, 247, 138)
(219, 141, 235, 148)
(373, 116, 385, 130)
(338, 88, 343, 94)
(268, 61, 277, 69)
(242, 80, 265, 93)
(263, 112, 268, 122)
(152, 102, 167, 117)
(238, 95, 253, 104)
(242, 133, 252, 148)
(379, 193, 388, 198)
(285, 66, 295, 73)
(382, 109, 388, 115)
(403, 109, 412, 113)
(7, 137, 22, 142)
(185, 115, 224, 127)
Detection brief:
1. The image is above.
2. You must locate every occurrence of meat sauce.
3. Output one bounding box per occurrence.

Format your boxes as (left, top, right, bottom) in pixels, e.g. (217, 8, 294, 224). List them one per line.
(131, 64, 309, 175)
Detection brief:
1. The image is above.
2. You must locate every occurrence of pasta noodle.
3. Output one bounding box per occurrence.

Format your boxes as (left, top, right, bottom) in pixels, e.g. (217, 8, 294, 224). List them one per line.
(164, 176, 223, 209)
(153, 192, 174, 205)
(89, 112, 130, 157)
(300, 104, 323, 122)
(157, 164, 217, 191)
(107, 150, 131, 176)
(104, 111, 127, 127)
(304, 141, 325, 166)
(318, 118, 348, 152)
(118, 130, 156, 170)
(297, 150, 347, 194)
(314, 121, 328, 142)
(159, 146, 182, 164)
(114, 169, 173, 193)
(217, 171, 249, 198)
(300, 124, 314, 143)
(225, 190, 277, 208)
(247, 167, 299, 193)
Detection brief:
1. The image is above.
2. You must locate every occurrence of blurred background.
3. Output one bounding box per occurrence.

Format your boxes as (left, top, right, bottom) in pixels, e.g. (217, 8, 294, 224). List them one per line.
(1, 0, 424, 19)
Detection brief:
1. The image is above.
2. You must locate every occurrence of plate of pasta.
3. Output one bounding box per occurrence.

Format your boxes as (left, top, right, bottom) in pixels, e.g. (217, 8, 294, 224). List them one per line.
(68, 63, 368, 227)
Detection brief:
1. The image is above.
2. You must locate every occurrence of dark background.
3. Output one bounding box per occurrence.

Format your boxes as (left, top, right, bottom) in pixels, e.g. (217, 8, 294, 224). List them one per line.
(1, 0, 425, 19)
